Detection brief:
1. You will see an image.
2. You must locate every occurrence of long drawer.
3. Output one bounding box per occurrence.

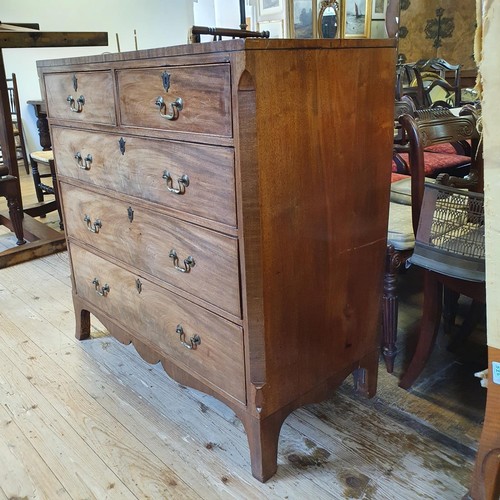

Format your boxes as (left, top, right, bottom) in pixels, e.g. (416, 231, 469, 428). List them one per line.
(71, 243, 246, 403)
(51, 127, 236, 226)
(44, 71, 116, 125)
(62, 183, 241, 318)
(116, 64, 232, 137)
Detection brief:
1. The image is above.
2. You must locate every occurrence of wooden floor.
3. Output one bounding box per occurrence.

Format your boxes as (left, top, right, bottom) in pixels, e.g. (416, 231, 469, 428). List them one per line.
(0, 169, 487, 499)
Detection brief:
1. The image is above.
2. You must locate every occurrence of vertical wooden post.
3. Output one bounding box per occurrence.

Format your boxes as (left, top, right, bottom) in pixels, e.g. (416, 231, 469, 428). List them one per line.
(0, 49, 23, 211)
(469, 346, 500, 500)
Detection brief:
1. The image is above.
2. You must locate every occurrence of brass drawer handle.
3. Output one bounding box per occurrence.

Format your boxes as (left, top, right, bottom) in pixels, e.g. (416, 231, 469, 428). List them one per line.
(155, 96, 183, 121)
(162, 171, 189, 195)
(67, 94, 85, 113)
(168, 249, 195, 273)
(92, 278, 110, 297)
(176, 324, 201, 350)
(74, 152, 93, 170)
(83, 215, 102, 233)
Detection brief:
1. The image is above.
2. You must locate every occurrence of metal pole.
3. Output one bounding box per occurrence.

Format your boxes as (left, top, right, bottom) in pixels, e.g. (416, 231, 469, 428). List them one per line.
(239, 0, 247, 30)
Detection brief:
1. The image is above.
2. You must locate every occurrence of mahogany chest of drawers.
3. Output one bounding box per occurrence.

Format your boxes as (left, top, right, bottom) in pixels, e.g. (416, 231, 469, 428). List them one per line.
(38, 38, 396, 481)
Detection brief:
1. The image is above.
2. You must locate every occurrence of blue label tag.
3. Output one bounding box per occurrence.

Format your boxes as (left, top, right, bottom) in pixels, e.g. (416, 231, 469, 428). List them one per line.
(493, 362, 500, 385)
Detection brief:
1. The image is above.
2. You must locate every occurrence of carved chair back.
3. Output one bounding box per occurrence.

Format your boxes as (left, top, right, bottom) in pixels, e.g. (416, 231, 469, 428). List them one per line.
(414, 58, 462, 108)
(4, 74, 29, 174)
(395, 63, 426, 109)
(399, 108, 479, 236)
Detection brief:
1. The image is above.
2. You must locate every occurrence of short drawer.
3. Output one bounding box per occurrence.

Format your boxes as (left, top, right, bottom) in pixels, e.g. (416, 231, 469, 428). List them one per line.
(44, 71, 116, 125)
(51, 126, 236, 226)
(116, 64, 232, 137)
(71, 243, 246, 404)
(62, 183, 241, 318)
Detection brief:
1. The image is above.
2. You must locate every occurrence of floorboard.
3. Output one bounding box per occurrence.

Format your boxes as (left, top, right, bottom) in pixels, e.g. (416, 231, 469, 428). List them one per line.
(0, 166, 486, 499)
(0, 251, 483, 498)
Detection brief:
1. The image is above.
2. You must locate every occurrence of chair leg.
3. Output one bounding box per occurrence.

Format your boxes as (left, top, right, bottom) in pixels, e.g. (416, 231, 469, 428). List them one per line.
(442, 287, 460, 335)
(49, 159, 64, 230)
(30, 156, 44, 203)
(448, 300, 485, 352)
(399, 271, 443, 389)
(381, 245, 401, 373)
(19, 136, 30, 176)
(5, 192, 25, 245)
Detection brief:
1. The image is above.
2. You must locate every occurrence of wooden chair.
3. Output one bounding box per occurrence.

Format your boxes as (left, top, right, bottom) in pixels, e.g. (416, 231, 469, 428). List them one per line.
(392, 98, 473, 180)
(26, 150, 63, 230)
(6, 73, 29, 174)
(413, 58, 462, 109)
(382, 108, 480, 373)
(395, 63, 426, 109)
(398, 182, 485, 389)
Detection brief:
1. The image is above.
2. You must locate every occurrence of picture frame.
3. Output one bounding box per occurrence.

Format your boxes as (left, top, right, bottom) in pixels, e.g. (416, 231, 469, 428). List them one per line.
(286, 0, 372, 39)
(371, 0, 387, 20)
(259, 0, 284, 19)
(343, 0, 371, 38)
(258, 19, 285, 38)
(288, 0, 317, 38)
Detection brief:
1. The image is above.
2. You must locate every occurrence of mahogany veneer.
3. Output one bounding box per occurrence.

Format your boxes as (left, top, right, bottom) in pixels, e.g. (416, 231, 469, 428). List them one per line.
(38, 38, 396, 481)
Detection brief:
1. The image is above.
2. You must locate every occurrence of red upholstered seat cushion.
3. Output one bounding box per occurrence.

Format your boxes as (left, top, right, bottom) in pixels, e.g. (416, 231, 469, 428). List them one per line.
(393, 151, 470, 177)
(424, 143, 458, 155)
(421, 152, 470, 176)
(424, 139, 472, 156)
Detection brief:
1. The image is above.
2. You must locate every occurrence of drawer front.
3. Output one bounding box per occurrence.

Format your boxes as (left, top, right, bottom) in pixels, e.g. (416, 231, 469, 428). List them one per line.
(44, 71, 116, 125)
(62, 184, 241, 318)
(71, 244, 246, 403)
(117, 64, 232, 137)
(52, 127, 236, 226)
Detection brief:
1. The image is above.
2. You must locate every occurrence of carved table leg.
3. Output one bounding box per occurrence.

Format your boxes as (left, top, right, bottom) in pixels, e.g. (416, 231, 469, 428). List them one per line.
(469, 346, 500, 500)
(36, 112, 52, 151)
(6, 192, 25, 245)
(382, 245, 403, 373)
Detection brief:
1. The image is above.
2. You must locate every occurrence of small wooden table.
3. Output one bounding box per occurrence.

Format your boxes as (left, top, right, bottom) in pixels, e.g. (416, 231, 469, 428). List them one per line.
(27, 99, 51, 150)
(0, 22, 107, 268)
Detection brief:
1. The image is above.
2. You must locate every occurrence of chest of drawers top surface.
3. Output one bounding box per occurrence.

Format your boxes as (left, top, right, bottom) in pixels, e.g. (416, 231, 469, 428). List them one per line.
(38, 38, 394, 135)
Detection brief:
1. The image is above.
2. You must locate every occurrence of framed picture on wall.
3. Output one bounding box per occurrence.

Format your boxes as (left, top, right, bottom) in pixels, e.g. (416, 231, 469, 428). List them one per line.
(258, 19, 285, 37)
(344, 0, 371, 37)
(289, 0, 316, 38)
(259, 0, 284, 19)
(371, 0, 387, 20)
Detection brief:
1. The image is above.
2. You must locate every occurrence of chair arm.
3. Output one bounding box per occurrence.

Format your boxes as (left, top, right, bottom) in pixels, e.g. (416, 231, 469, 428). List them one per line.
(436, 171, 479, 189)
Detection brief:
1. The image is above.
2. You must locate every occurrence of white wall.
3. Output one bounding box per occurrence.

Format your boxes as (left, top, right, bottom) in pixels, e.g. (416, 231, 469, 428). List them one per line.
(193, 0, 243, 38)
(214, 0, 241, 28)
(2, 0, 193, 151)
(193, 0, 217, 26)
(482, 0, 500, 349)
